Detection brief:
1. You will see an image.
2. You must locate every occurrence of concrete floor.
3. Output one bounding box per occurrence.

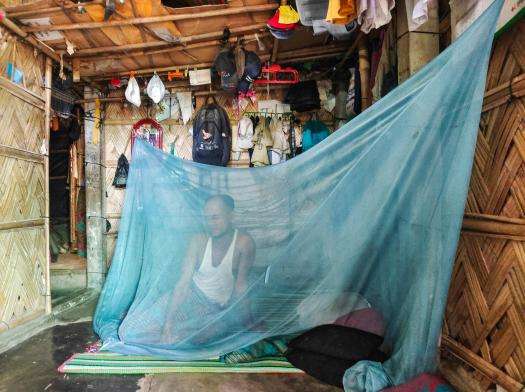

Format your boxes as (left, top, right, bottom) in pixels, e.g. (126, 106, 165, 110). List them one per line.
(0, 321, 341, 392)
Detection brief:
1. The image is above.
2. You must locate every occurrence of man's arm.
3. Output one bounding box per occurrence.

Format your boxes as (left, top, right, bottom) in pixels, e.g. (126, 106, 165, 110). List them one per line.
(233, 234, 256, 298)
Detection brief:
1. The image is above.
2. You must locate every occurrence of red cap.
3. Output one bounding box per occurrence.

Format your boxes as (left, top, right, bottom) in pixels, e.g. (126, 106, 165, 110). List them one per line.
(267, 10, 296, 30)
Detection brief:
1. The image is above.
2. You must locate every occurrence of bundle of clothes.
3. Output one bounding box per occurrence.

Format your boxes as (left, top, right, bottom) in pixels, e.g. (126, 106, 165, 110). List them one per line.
(220, 306, 454, 391)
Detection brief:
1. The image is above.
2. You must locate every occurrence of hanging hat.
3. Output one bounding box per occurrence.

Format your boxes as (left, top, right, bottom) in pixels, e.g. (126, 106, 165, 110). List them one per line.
(147, 73, 166, 104)
(238, 50, 262, 93)
(267, 9, 297, 30)
(268, 26, 295, 40)
(213, 49, 238, 91)
(278, 5, 300, 25)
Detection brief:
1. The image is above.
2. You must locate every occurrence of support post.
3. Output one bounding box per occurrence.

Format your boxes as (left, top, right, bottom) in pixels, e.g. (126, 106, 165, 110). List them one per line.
(44, 57, 52, 314)
(396, 0, 439, 83)
(84, 87, 106, 289)
(358, 39, 372, 110)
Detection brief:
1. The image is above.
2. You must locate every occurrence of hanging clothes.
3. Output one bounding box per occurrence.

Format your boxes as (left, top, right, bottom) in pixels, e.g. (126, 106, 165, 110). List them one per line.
(269, 118, 291, 165)
(371, 23, 397, 102)
(251, 120, 274, 166)
(356, 0, 395, 34)
(406, 0, 435, 31)
(302, 120, 330, 151)
(326, 0, 357, 24)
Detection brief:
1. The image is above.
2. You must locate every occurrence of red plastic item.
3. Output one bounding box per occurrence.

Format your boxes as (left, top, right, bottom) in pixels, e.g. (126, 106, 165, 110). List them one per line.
(131, 118, 163, 152)
(110, 78, 121, 88)
(254, 64, 299, 85)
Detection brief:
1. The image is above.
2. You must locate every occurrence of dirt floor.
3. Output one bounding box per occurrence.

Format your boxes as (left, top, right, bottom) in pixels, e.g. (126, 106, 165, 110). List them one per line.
(0, 321, 341, 392)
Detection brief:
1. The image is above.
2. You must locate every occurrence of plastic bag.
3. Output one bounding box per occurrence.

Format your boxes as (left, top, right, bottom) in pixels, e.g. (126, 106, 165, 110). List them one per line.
(125, 76, 141, 107)
(112, 154, 129, 188)
(147, 73, 165, 104)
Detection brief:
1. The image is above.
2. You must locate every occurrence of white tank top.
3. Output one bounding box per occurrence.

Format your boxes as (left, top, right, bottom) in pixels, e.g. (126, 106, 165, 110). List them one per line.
(193, 230, 238, 306)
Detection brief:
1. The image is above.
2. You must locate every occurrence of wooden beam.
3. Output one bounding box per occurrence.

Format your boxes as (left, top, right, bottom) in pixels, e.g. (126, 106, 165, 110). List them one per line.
(0, 218, 45, 231)
(85, 45, 348, 80)
(7, 2, 226, 18)
(0, 11, 64, 66)
(72, 23, 267, 56)
(461, 212, 525, 240)
(5, 0, 104, 18)
(23, 4, 277, 32)
(0, 144, 44, 163)
(75, 32, 270, 62)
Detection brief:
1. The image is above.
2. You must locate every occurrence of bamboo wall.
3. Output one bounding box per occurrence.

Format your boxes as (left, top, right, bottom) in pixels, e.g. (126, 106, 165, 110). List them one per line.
(0, 28, 49, 332)
(442, 19, 525, 392)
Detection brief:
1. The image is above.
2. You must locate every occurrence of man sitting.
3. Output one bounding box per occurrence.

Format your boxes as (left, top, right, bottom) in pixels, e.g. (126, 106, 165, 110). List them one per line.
(162, 194, 255, 343)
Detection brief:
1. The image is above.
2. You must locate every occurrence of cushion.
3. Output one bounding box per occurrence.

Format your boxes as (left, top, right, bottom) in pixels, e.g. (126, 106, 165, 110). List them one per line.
(286, 348, 355, 388)
(334, 308, 386, 337)
(288, 324, 383, 361)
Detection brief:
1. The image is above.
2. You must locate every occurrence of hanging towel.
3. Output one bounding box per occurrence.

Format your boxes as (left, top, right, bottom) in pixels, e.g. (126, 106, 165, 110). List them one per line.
(356, 0, 395, 33)
(176, 92, 193, 125)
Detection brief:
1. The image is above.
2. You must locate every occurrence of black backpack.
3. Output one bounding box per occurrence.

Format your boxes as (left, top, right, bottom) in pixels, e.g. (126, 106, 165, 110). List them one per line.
(192, 96, 232, 166)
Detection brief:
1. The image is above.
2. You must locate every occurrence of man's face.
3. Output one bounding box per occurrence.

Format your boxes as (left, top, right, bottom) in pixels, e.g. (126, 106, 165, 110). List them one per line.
(204, 200, 232, 237)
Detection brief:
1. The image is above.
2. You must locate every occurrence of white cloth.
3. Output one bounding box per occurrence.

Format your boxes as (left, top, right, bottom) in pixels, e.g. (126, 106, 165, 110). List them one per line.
(406, 0, 435, 31)
(189, 69, 211, 86)
(356, 0, 395, 34)
(176, 92, 193, 125)
(193, 230, 238, 307)
(147, 73, 165, 104)
(125, 76, 141, 107)
(236, 116, 254, 150)
(269, 118, 290, 155)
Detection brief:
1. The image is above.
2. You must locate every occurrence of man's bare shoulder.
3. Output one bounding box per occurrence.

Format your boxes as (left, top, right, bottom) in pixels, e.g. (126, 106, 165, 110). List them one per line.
(237, 230, 255, 251)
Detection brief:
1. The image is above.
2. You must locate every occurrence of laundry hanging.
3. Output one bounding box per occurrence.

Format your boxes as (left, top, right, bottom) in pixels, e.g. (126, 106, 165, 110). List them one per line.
(93, 1, 502, 388)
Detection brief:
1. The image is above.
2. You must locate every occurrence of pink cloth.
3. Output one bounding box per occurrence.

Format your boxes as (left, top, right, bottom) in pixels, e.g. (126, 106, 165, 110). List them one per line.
(334, 308, 386, 337)
(382, 373, 453, 391)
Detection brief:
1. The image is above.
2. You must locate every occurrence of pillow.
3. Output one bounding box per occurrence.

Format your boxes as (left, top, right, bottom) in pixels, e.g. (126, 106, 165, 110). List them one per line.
(288, 325, 383, 361)
(334, 308, 386, 337)
(286, 348, 355, 388)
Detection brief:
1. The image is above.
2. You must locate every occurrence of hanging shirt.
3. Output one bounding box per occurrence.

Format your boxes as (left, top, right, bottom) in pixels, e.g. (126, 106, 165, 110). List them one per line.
(356, 0, 394, 33)
(251, 121, 274, 166)
(193, 230, 238, 307)
(302, 120, 330, 152)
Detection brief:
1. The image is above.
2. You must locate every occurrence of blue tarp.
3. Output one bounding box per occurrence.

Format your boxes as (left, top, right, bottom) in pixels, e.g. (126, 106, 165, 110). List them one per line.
(94, 1, 502, 387)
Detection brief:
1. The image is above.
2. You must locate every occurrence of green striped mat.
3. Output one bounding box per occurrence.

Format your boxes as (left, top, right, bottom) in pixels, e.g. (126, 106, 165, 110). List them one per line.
(59, 352, 303, 375)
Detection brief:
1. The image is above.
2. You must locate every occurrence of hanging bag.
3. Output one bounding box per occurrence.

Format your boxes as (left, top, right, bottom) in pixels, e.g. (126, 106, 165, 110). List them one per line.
(192, 95, 232, 166)
(112, 133, 132, 188)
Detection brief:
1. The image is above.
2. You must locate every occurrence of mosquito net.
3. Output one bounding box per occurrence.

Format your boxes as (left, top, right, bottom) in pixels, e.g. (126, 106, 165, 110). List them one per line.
(94, 1, 502, 386)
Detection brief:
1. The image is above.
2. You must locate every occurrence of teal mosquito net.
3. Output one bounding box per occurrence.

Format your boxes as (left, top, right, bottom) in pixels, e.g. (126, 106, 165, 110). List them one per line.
(94, 1, 502, 386)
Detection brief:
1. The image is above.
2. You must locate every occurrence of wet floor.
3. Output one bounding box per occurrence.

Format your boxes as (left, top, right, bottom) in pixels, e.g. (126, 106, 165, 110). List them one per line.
(0, 321, 341, 392)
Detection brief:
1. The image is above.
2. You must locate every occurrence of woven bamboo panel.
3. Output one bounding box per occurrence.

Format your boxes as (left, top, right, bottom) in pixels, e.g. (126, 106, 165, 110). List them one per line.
(0, 28, 47, 332)
(0, 27, 45, 95)
(0, 88, 45, 153)
(443, 20, 525, 392)
(0, 156, 45, 223)
(0, 227, 46, 332)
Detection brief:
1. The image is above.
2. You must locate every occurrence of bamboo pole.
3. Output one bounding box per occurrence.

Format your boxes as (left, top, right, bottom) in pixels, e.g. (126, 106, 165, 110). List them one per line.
(0, 218, 45, 231)
(23, 4, 277, 32)
(85, 45, 347, 79)
(76, 32, 270, 62)
(72, 23, 268, 56)
(358, 38, 371, 110)
(442, 336, 524, 392)
(0, 11, 63, 65)
(43, 57, 52, 314)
